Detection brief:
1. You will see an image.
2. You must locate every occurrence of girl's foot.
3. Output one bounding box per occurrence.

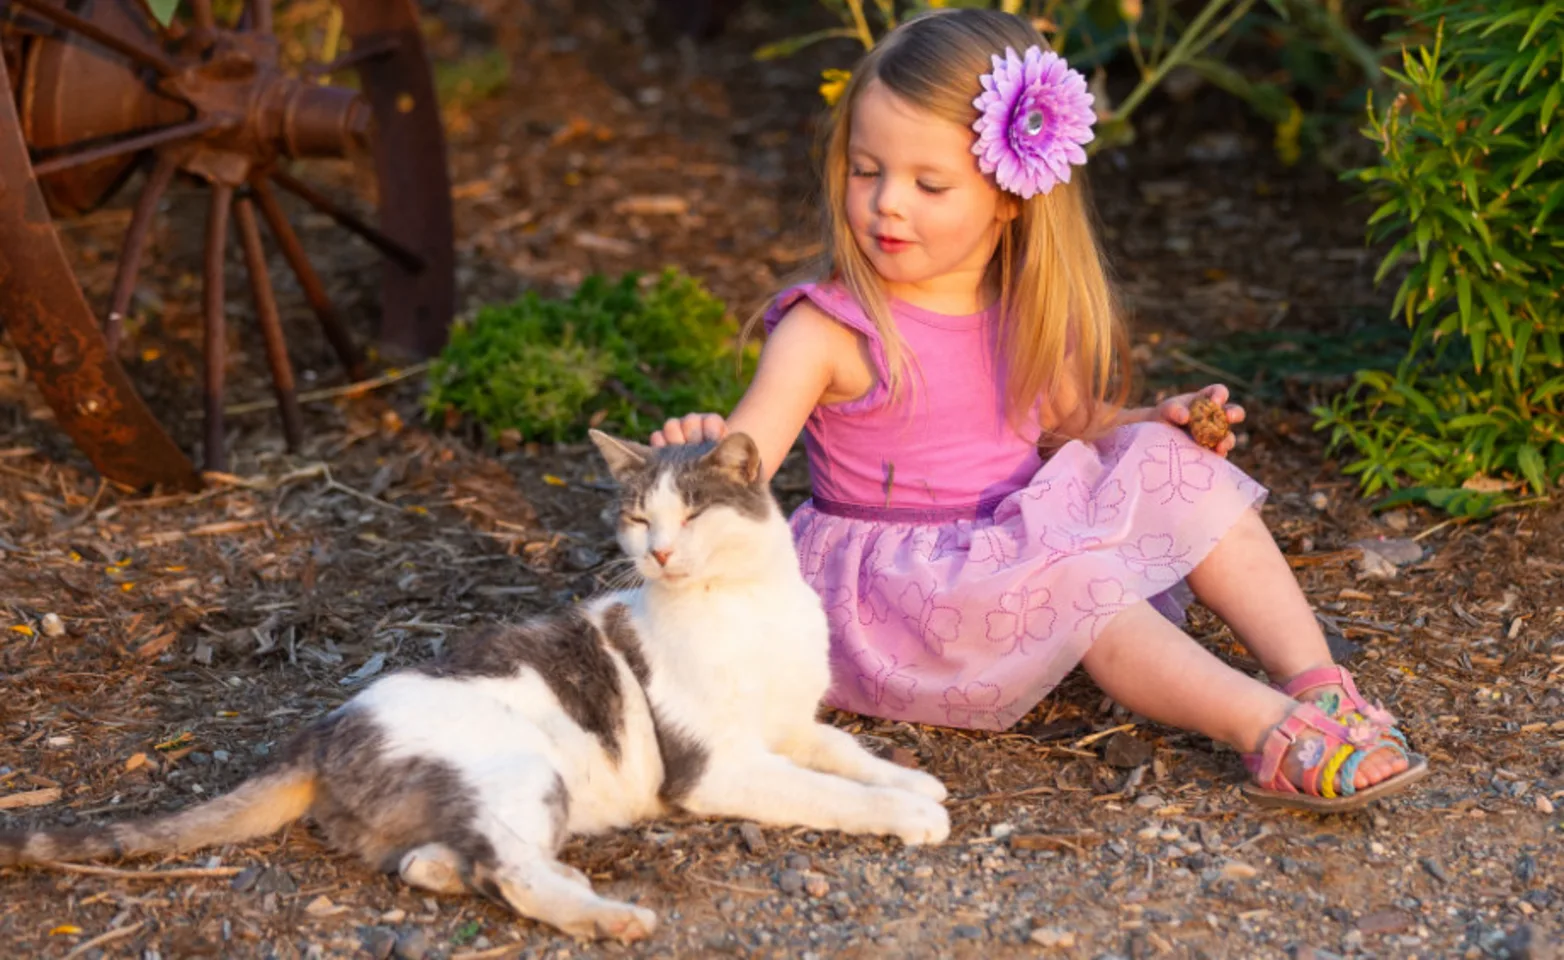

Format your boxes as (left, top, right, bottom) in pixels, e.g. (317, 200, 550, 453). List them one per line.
(1275, 664, 1410, 790)
(1242, 701, 1428, 811)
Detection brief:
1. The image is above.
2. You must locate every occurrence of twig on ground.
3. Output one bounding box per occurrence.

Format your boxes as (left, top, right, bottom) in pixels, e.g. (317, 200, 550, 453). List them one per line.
(1414, 496, 1552, 542)
(217, 362, 431, 417)
(62, 920, 147, 960)
(42, 862, 244, 880)
(690, 873, 772, 896)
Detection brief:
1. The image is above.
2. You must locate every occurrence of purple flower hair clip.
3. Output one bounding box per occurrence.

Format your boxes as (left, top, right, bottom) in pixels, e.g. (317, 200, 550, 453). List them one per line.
(971, 45, 1096, 199)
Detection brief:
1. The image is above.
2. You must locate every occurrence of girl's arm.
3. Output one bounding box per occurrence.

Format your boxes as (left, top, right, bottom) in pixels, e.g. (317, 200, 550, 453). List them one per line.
(652, 301, 865, 481)
(1040, 369, 1245, 457)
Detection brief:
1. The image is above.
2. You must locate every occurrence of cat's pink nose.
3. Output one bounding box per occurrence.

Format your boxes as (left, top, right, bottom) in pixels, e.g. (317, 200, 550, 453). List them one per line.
(651, 548, 672, 566)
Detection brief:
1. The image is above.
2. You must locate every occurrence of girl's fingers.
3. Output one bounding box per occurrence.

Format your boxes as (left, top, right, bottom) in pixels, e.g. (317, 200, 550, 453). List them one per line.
(1203, 383, 1230, 406)
(700, 413, 729, 441)
(657, 417, 687, 445)
(1226, 404, 1246, 424)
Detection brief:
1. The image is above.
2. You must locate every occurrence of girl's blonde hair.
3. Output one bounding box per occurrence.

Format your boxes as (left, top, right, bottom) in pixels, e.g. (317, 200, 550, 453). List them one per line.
(765, 8, 1130, 443)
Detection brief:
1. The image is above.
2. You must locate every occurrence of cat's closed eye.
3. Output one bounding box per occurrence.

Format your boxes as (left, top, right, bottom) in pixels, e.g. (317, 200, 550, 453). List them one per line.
(623, 514, 649, 527)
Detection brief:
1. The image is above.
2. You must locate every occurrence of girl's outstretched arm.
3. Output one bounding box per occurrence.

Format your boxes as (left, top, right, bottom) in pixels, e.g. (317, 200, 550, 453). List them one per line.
(651, 301, 865, 481)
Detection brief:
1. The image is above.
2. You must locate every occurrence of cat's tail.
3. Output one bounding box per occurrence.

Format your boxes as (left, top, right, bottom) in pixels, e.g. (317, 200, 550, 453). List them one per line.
(0, 761, 316, 866)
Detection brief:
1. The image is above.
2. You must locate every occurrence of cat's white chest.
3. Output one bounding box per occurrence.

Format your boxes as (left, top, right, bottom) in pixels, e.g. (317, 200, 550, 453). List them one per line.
(637, 576, 828, 746)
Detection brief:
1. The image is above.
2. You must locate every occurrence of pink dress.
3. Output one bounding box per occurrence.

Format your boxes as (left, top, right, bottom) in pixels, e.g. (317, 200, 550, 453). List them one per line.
(765, 283, 1268, 731)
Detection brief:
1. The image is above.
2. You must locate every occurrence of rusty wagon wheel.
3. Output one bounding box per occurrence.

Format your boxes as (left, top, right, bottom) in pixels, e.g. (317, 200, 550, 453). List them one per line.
(0, 0, 455, 487)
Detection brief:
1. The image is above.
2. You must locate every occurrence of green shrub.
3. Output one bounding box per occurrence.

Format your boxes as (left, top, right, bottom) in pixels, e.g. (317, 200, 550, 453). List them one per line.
(1315, 2, 1564, 512)
(423, 269, 757, 443)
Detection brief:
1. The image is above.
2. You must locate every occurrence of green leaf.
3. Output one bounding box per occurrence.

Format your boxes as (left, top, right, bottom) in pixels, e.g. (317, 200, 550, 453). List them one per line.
(752, 27, 860, 61)
(147, 0, 179, 26)
(1517, 444, 1547, 493)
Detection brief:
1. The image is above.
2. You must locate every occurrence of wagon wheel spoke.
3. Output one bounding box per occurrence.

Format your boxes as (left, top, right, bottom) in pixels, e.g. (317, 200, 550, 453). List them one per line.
(248, 0, 273, 34)
(187, 0, 217, 32)
(203, 183, 235, 473)
(105, 153, 180, 351)
(304, 36, 400, 77)
(30, 116, 220, 178)
(252, 177, 364, 380)
(6, 0, 178, 75)
(271, 168, 425, 272)
(234, 193, 304, 450)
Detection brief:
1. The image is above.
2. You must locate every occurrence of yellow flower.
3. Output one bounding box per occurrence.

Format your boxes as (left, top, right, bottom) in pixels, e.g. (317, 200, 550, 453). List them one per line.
(1274, 99, 1303, 167)
(820, 69, 851, 107)
(1120, 0, 1143, 22)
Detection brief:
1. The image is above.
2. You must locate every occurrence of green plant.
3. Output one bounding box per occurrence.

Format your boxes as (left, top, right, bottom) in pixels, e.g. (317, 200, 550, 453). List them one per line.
(1315, 2, 1564, 512)
(423, 269, 757, 443)
(758, 0, 1383, 160)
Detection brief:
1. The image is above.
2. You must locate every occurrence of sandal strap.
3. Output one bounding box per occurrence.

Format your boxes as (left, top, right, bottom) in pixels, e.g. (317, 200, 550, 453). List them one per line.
(1243, 703, 1351, 791)
(1275, 664, 1399, 729)
(1243, 702, 1411, 798)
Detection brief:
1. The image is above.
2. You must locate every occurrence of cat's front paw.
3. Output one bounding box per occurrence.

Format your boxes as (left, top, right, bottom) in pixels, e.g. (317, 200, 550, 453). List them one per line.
(882, 791, 950, 846)
(884, 767, 948, 803)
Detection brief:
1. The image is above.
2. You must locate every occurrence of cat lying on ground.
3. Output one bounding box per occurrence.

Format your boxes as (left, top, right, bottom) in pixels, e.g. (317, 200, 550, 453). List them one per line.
(0, 431, 949, 943)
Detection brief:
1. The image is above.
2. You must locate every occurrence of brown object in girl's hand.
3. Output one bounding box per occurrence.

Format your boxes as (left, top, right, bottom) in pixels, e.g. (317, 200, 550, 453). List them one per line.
(1187, 396, 1230, 449)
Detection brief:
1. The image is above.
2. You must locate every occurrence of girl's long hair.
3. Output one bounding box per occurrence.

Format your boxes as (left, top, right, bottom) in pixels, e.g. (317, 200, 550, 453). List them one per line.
(757, 7, 1131, 442)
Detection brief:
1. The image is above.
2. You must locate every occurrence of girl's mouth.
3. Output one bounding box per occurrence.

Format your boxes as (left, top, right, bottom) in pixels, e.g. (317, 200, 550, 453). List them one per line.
(875, 235, 911, 253)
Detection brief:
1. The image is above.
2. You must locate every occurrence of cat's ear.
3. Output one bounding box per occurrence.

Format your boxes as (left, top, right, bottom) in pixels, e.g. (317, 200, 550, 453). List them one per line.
(589, 430, 654, 481)
(705, 432, 763, 486)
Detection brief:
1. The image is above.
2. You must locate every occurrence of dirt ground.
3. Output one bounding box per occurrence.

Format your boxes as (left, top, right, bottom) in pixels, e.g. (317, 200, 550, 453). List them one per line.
(2, 2, 1560, 958)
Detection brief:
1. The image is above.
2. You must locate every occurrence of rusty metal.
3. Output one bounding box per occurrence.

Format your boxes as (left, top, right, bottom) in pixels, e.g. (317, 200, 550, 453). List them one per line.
(0, 0, 455, 485)
(0, 55, 200, 490)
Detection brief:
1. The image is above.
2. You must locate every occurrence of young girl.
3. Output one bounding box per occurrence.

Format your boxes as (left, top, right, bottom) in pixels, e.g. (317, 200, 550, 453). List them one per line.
(652, 8, 1427, 810)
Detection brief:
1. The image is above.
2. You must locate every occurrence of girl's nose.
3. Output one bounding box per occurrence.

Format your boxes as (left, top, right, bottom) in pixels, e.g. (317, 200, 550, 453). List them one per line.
(651, 548, 673, 566)
(874, 180, 904, 218)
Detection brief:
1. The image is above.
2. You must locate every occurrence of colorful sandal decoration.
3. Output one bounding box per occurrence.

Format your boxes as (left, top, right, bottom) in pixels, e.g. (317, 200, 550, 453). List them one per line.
(1241, 702, 1429, 811)
(1275, 665, 1409, 752)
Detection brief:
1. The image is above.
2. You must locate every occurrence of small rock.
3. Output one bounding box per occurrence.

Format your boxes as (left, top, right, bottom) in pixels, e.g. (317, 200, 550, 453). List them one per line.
(1536, 795, 1555, 815)
(188, 751, 211, 766)
(40, 613, 65, 637)
(230, 866, 262, 892)
(360, 927, 397, 960)
(253, 867, 297, 894)
(952, 925, 984, 940)
(1136, 824, 1162, 841)
(1370, 841, 1387, 855)
(802, 872, 829, 898)
(1220, 860, 1259, 881)
(1104, 732, 1153, 769)
(1133, 793, 1165, 810)
(989, 822, 1014, 840)
(304, 895, 345, 917)
(212, 750, 230, 763)
(392, 929, 429, 960)
(778, 869, 804, 895)
(561, 545, 602, 571)
(1293, 947, 1345, 960)
(1496, 924, 1538, 959)
(739, 822, 767, 854)
(1309, 491, 1330, 510)
(1356, 910, 1413, 935)
(379, 909, 406, 924)
(1421, 857, 1450, 883)
(785, 853, 811, 871)
(1381, 510, 1410, 532)
(1028, 925, 1076, 948)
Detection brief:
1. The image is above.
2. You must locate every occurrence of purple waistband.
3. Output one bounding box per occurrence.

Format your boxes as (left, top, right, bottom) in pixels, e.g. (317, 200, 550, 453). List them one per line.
(807, 494, 1005, 524)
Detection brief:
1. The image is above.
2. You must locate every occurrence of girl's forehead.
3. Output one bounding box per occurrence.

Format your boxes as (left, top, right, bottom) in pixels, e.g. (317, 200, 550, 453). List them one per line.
(850, 79, 976, 168)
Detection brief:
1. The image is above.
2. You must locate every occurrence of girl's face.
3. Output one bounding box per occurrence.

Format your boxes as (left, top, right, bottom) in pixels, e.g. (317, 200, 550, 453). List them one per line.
(845, 79, 1013, 305)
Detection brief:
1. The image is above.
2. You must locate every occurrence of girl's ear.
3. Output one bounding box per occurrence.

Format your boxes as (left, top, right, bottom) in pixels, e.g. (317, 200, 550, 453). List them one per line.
(996, 193, 1021, 224)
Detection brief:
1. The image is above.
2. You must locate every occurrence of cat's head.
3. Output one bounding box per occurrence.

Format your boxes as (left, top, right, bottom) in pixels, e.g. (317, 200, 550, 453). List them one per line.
(588, 429, 779, 586)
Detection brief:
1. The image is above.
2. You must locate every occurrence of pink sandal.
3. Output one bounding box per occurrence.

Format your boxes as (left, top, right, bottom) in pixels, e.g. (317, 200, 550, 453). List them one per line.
(1241, 702, 1429, 812)
(1275, 664, 1414, 755)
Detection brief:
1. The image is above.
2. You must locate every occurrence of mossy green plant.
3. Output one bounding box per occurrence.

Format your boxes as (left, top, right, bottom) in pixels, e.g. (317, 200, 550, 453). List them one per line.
(424, 269, 756, 443)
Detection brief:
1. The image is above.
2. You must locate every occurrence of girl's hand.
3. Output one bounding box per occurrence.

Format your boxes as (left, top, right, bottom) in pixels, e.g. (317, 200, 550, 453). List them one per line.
(1155, 384, 1245, 457)
(651, 413, 729, 447)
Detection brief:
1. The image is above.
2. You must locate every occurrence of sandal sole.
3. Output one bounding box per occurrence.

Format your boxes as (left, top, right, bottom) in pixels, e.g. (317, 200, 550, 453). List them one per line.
(1241, 755, 1430, 813)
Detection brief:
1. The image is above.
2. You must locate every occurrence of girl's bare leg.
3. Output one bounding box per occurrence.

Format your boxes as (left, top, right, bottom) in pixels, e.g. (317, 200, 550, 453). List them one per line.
(1081, 602, 1402, 792)
(1183, 509, 1408, 785)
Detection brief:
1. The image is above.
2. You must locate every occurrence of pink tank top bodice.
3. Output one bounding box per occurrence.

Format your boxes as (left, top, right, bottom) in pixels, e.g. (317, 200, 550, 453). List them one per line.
(763, 283, 1042, 510)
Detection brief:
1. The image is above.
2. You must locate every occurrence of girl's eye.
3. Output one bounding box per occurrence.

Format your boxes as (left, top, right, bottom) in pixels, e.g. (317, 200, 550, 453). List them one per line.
(850, 166, 879, 178)
(918, 182, 948, 195)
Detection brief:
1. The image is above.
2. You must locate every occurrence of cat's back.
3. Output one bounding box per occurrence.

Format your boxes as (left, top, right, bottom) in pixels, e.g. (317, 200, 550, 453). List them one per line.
(346, 601, 665, 828)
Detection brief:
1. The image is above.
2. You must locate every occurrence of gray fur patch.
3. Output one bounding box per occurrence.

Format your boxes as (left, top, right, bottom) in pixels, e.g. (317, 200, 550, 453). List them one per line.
(610, 439, 772, 525)
(600, 603, 649, 685)
(419, 614, 627, 762)
(543, 774, 571, 851)
(285, 708, 494, 873)
(652, 712, 709, 805)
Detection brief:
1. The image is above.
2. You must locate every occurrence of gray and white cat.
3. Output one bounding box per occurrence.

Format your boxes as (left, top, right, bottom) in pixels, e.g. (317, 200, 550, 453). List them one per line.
(0, 431, 949, 943)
